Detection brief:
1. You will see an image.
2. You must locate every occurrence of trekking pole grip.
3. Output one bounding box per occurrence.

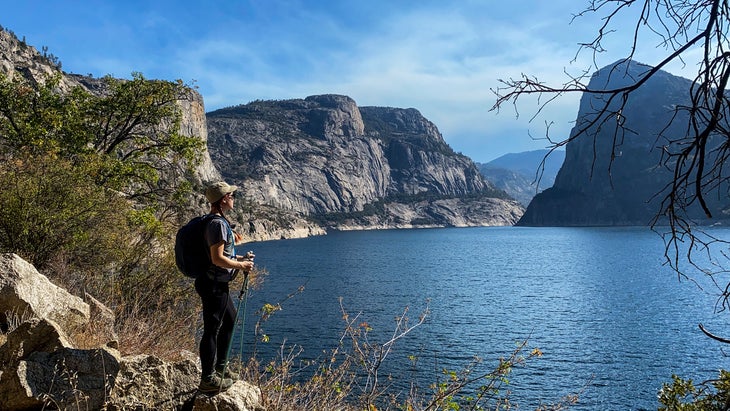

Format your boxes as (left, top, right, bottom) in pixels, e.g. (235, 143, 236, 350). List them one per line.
(238, 270, 249, 299)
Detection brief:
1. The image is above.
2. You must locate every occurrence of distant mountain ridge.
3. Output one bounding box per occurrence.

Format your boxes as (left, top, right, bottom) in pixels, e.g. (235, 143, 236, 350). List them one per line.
(518, 60, 730, 226)
(477, 150, 565, 206)
(206, 95, 524, 230)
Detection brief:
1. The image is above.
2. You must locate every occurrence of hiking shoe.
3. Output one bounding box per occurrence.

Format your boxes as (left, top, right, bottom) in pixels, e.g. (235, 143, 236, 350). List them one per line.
(198, 373, 234, 394)
(215, 365, 239, 381)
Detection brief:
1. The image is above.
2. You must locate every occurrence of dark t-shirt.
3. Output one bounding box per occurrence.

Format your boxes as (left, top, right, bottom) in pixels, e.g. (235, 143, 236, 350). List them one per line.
(204, 216, 236, 282)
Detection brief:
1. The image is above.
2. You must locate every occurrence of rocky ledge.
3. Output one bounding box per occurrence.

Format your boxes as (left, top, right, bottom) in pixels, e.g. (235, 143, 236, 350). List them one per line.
(0, 253, 264, 411)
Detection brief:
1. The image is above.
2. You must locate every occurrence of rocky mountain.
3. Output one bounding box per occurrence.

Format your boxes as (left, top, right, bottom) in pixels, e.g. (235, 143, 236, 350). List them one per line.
(477, 149, 565, 206)
(207, 95, 524, 230)
(518, 60, 730, 226)
(0, 27, 326, 241)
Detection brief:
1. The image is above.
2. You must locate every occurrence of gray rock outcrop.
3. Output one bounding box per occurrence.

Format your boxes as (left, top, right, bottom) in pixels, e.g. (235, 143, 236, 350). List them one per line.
(106, 354, 198, 410)
(0, 253, 265, 410)
(1, 342, 120, 410)
(179, 88, 221, 184)
(0, 254, 120, 410)
(0, 253, 89, 337)
(207, 95, 523, 229)
(193, 382, 265, 411)
(0, 28, 77, 91)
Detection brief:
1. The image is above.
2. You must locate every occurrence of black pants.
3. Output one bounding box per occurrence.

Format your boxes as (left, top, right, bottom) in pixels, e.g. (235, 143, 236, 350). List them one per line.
(195, 277, 236, 378)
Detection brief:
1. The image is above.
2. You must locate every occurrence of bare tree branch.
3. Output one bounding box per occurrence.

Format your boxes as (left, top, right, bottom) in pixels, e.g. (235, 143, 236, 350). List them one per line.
(491, 1, 730, 338)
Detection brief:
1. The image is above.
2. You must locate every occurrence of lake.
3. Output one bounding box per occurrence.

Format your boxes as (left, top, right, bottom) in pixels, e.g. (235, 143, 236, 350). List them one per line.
(233, 226, 730, 410)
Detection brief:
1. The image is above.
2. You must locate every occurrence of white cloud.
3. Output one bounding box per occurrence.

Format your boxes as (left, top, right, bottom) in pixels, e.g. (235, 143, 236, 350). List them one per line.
(6, 0, 706, 161)
(169, 3, 634, 159)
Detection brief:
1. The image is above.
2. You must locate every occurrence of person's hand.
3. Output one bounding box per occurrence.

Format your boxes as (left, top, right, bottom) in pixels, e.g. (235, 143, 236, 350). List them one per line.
(235, 251, 255, 273)
(240, 260, 254, 272)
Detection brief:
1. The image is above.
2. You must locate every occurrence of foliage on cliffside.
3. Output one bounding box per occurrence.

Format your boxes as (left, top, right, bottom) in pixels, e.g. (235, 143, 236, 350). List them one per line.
(0, 68, 205, 357)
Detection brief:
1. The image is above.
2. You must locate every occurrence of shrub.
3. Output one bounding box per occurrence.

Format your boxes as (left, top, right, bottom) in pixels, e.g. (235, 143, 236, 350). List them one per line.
(0, 71, 204, 357)
(659, 371, 730, 410)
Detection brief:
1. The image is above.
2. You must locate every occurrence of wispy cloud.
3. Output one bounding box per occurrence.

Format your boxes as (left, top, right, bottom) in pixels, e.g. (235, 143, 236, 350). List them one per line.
(3, 0, 697, 161)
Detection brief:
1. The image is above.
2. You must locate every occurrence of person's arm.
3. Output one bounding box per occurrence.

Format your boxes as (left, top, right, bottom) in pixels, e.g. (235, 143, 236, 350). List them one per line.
(209, 241, 254, 271)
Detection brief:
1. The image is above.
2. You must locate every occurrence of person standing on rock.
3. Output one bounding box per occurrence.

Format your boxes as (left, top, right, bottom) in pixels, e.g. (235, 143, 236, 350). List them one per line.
(196, 181, 254, 394)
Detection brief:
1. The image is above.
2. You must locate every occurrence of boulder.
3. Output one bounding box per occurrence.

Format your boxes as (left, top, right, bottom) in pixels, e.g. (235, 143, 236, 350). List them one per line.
(0, 317, 72, 365)
(0, 253, 90, 335)
(106, 354, 200, 410)
(192, 381, 265, 411)
(84, 292, 119, 349)
(0, 344, 120, 410)
(0, 313, 121, 410)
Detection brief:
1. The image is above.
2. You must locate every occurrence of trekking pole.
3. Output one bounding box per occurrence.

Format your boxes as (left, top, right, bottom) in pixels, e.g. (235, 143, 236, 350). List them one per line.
(219, 269, 250, 390)
(238, 272, 250, 361)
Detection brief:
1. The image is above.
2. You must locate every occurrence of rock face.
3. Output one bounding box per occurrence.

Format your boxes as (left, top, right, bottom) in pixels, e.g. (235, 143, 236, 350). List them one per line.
(207, 95, 523, 229)
(0, 253, 264, 411)
(1, 26, 520, 238)
(0, 28, 77, 91)
(518, 60, 729, 226)
(1, 28, 324, 242)
(174, 86, 222, 185)
(0, 254, 94, 340)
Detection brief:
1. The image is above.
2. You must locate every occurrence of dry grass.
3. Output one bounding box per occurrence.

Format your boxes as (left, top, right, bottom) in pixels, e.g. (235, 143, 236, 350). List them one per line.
(1, 307, 34, 347)
(114, 297, 199, 360)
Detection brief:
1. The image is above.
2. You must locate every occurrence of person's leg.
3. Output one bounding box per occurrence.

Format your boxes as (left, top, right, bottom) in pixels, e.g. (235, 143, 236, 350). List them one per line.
(196, 279, 231, 378)
(214, 290, 237, 371)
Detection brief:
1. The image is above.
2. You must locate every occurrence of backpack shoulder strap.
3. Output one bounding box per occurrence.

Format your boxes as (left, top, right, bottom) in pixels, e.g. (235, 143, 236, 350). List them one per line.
(203, 213, 226, 226)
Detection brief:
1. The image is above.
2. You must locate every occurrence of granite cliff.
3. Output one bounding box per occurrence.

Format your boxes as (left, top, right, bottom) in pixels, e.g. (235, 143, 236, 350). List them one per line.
(1, 27, 522, 235)
(207, 95, 523, 230)
(518, 60, 730, 226)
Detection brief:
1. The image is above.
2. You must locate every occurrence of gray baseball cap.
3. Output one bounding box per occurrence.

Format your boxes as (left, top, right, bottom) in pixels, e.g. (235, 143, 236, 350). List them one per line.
(205, 181, 238, 203)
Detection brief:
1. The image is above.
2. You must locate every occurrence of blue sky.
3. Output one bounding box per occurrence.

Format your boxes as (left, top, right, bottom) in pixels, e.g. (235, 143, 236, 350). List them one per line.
(3, 1, 699, 162)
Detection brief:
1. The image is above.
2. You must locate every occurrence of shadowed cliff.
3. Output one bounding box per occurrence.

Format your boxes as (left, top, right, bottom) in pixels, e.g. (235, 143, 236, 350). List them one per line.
(518, 60, 730, 226)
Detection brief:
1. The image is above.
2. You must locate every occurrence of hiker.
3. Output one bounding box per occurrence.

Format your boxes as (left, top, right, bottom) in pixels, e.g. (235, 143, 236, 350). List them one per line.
(196, 181, 255, 393)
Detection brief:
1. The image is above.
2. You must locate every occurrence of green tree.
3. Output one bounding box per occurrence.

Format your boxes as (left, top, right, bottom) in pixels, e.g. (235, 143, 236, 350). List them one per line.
(0, 72, 203, 267)
(83, 73, 203, 203)
(0, 71, 205, 355)
(658, 371, 730, 410)
(0, 151, 125, 270)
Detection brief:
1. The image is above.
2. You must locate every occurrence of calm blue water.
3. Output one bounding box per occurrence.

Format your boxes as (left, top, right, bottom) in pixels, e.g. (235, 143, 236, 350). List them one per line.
(233, 226, 730, 410)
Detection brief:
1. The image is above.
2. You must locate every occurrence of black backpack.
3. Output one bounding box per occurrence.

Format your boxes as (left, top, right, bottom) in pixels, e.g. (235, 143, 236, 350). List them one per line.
(175, 214, 220, 278)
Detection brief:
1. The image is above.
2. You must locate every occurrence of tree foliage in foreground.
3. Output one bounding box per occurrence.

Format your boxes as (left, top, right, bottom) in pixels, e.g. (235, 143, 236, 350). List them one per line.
(658, 370, 730, 410)
(0, 71, 205, 355)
